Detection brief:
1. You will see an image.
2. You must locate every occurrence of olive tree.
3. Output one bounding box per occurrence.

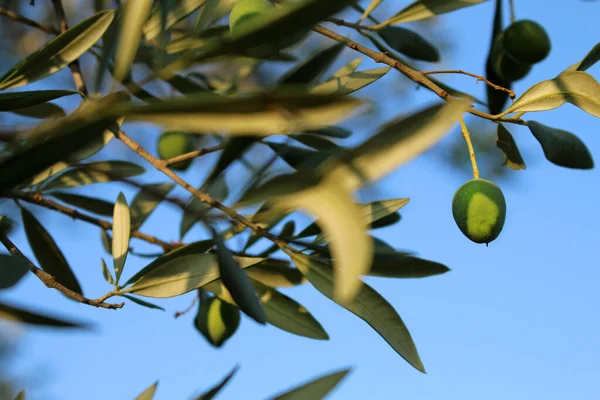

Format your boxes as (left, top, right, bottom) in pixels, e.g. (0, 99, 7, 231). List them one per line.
(0, 0, 598, 398)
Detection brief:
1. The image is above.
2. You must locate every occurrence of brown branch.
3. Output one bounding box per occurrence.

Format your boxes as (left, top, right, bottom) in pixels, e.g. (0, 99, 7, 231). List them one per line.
(422, 69, 516, 99)
(165, 144, 225, 167)
(50, 0, 88, 95)
(174, 292, 199, 318)
(0, 233, 123, 309)
(7, 191, 175, 252)
(326, 17, 379, 31)
(0, 7, 59, 34)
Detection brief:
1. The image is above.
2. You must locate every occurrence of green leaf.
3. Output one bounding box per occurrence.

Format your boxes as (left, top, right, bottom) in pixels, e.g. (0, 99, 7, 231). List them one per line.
(0, 254, 30, 289)
(326, 100, 470, 190)
(124, 242, 263, 298)
(0, 10, 114, 90)
(107, 92, 364, 135)
(101, 229, 112, 254)
(144, 0, 207, 41)
(0, 301, 88, 328)
(310, 67, 391, 97)
(268, 368, 350, 400)
(369, 253, 450, 278)
(304, 126, 352, 139)
(205, 137, 256, 184)
(113, 0, 153, 83)
(122, 294, 165, 311)
(289, 253, 425, 372)
(135, 382, 158, 400)
(213, 231, 266, 324)
(20, 207, 82, 295)
(330, 57, 362, 78)
(279, 43, 345, 86)
(245, 261, 306, 287)
(485, 0, 511, 115)
(527, 121, 594, 169)
(359, 0, 383, 21)
(378, 26, 439, 62)
(180, 176, 228, 238)
(112, 192, 131, 284)
(94, 7, 121, 92)
(496, 124, 525, 170)
(51, 192, 115, 216)
(194, 296, 241, 347)
(130, 183, 175, 230)
(379, 0, 487, 27)
(14, 390, 25, 400)
(42, 161, 145, 191)
(266, 142, 327, 169)
(0, 90, 79, 111)
(291, 134, 339, 150)
(9, 103, 65, 119)
(193, 366, 239, 400)
(101, 258, 115, 285)
(501, 71, 600, 118)
(563, 42, 600, 73)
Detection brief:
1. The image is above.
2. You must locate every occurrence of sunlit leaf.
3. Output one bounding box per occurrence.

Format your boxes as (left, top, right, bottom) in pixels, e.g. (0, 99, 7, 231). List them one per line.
(135, 382, 158, 400)
(41, 161, 145, 191)
(112, 192, 131, 284)
(289, 253, 425, 372)
(360, 0, 383, 21)
(245, 260, 305, 287)
(496, 124, 525, 170)
(379, 0, 487, 27)
(0, 255, 30, 289)
(0, 90, 79, 111)
(527, 121, 594, 169)
(130, 183, 175, 230)
(51, 192, 114, 216)
(268, 368, 350, 400)
(0, 10, 114, 90)
(310, 67, 391, 97)
(0, 301, 88, 328)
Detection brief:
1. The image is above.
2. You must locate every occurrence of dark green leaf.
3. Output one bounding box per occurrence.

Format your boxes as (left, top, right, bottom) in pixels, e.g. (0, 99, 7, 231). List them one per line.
(496, 124, 525, 170)
(101, 229, 112, 254)
(0, 90, 79, 111)
(527, 121, 594, 169)
(304, 127, 351, 139)
(268, 368, 350, 400)
(166, 74, 212, 95)
(0, 254, 30, 289)
(564, 42, 600, 72)
(193, 365, 239, 400)
(14, 390, 25, 400)
(369, 253, 450, 278)
(289, 253, 425, 372)
(279, 43, 345, 85)
(379, 26, 439, 62)
(101, 258, 115, 285)
(180, 176, 228, 238)
(9, 103, 65, 119)
(206, 137, 256, 184)
(130, 183, 175, 230)
(291, 134, 339, 150)
(485, 0, 511, 114)
(194, 296, 240, 347)
(94, 8, 121, 92)
(42, 161, 145, 191)
(122, 294, 165, 311)
(0, 301, 87, 328)
(20, 207, 82, 295)
(51, 192, 115, 216)
(245, 260, 305, 287)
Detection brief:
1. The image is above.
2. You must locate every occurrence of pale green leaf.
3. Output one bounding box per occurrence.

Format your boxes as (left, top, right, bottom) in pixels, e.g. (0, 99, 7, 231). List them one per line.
(0, 254, 30, 289)
(379, 0, 487, 27)
(245, 261, 306, 287)
(41, 161, 145, 191)
(112, 192, 131, 284)
(268, 368, 350, 400)
(135, 382, 158, 400)
(0, 10, 114, 90)
(14, 390, 25, 400)
(360, 0, 383, 21)
(310, 67, 391, 97)
(500, 71, 600, 118)
(331, 57, 362, 78)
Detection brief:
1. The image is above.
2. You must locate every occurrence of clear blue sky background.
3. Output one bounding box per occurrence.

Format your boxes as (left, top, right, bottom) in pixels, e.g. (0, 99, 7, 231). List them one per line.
(2, 1, 600, 399)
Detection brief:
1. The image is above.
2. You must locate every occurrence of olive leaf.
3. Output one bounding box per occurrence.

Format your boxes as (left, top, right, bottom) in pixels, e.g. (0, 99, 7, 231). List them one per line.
(496, 124, 526, 170)
(112, 192, 131, 284)
(268, 368, 350, 400)
(0, 301, 88, 328)
(527, 121, 593, 169)
(378, 0, 487, 27)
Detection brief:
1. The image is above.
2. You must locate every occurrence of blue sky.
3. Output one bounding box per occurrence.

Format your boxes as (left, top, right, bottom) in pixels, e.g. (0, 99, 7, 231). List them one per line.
(2, 0, 600, 399)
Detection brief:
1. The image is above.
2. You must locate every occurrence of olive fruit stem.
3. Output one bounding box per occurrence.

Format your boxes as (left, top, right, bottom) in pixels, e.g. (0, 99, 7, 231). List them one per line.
(422, 69, 515, 99)
(459, 117, 480, 180)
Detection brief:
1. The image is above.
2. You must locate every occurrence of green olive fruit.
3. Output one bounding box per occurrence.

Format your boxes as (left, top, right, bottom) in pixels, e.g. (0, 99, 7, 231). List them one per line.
(194, 297, 240, 347)
(491, 34, 531, 82)
(156, 131, 195, 171)
(503, 20, 551, 65)
(452, 179, 506, 245)
(229, 0, 308, 58)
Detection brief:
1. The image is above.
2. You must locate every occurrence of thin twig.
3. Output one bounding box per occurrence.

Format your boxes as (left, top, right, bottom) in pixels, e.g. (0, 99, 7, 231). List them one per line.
(174, 293, 199, 318)
(50, 0, 88, 95)
(165, 144, 225, 166)
(0, 233, 123, 309)
(509, 0, 516, 24)
(459, 117, 480, 180)
(0, 7, 59, 34)
(422, 69, 516, 99)
(326, 17, 379, 31)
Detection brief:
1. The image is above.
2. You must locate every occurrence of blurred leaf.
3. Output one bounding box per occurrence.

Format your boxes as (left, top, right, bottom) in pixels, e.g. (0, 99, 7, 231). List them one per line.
(327, 100, 470, 191)
(485, 0, 510, 114)
(330, 57, 362, 78)
(180, 176, 228, 238)
(101, 258, 115, 285)
(101, 229, 112, 254)
(9, 103, 65, 119)
(0, 255, 29, 289)
(380, 0, 486, 27)
(379, 27, 439, 62)
(130, 183, 175, 230)
(144, 0, 206, 41)
(194, 296, 241, 347)
(268, 368, 350, 400)
(124, 241, 263, 298)
(501, 71, 600, 118)
(193, 365, 239, 400)
(122, 294, 165, 311)
(166, 74, 212, 95)
(0, 10, 114, 90)
(21, 207, 82, 295)
(289, 253, 425, 372)
(311, 67, 391, 97)
(14, 390, 25, 400)
(527, 121, 594, 169)
(51, 192, 114, 216)
(42, 161, 145, 191)
(112, 192, 131, 284)
(563, 42, 600, 73)
(279, 43, 345, 85)
(369, 253, 450, 278)
(0, 301, 88, 328)
(205, 137, 256, 184)
(107, 92, 363, 135)
(266, 142, 326, 169)
(496, 124, 525, 170)
(94, 6, 121, 92)
(305, 126, 351, 139)
(360, 0, 383, 21)
(291, 134, 339, 150)
(245, 260, 305, 287)
(135, 382, 158, 400)
(213, 230, 266, 324)
(113, 0, 153, 83)
(0, 90, 79, 111)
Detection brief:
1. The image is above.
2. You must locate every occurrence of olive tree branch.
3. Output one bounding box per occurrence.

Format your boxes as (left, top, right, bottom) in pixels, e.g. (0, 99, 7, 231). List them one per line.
(0, 233, 123, 309)
(164, 143, 225, 166)
(422, 70, 516, 99)
(0, 7, 59, 34)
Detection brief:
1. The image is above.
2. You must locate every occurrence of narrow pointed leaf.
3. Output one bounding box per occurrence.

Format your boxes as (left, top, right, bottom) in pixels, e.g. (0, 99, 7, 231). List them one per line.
(0, 10, 114, 89)
(135, 382, 158, 400)
(14, 390, 25, 400)
(563, 42, 600, 73)
(360, 0, 383, 21)
(496, 124, 525, 170)
(130, 183, 175, 230)
(9, 103, 65, 119)
(101, 258, 115, 285)
(21, 207, 82, 295)
(279, 43, 345, 86)
(245, 261, 305, 287)
(180, 176, 228, 238)
(289, 253, 425, 372)
(144, 0, 207, 41)
(381, 0, 486, 27)
(527, 121, 593, 169)
(205, 137, 256, 184)
(101, 229, 112, 254)
(0, 90, 79, 111)
(369, 253, 450, 278)
(331, 57, 362, 78)
(112, 192, 131, 283)
(379, 27, 440, 62)
(291, 134, 339, 150)
(0, 301, 87, 328)
(122, 294, 165, 311)
(310, 67, 391, 97)
(304, 127, 351, 139)
(485, 0, 510, 114)
(0, 255, 30, 289)
(193, 366, 239, 400)
(51, 192, 114, 216)
(268, 368, 351, 400)
(42, 161, 145, 191)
